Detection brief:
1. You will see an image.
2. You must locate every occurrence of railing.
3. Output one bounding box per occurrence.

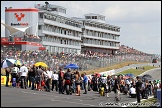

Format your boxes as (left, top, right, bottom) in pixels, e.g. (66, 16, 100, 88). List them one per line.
(2, 49, 160, 71)
(1, 37, 41, 43)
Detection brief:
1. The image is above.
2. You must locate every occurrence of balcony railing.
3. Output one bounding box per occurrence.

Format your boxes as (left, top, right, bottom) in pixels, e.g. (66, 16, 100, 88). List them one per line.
(1, 37, 42, 43)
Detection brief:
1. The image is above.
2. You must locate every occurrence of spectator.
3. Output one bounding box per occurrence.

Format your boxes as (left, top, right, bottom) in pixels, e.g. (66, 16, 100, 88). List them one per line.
(58, 68, 64, 94)
(135, 76, 142, 103)
(30, 65, 36, 90)
(129, 85, 136, 98)
(51, 70, 58, 92)
(43, 67, 51, 92)
(35, 65, 44, 90)
(75, 71, 81, 96)
(83, 72, 88, 94)
(113, 75, 121, 101)
(19, 64, 28, 89)
(11, 64, 19, 88)
(5, 67, 11, 87)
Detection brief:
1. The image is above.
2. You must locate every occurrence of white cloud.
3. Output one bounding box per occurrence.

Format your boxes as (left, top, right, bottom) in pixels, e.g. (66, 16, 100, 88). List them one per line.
(1, 19, 5, 37)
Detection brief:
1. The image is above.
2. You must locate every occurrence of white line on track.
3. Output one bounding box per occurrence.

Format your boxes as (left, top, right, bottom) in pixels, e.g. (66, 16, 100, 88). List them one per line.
(51, 99, 96, 106)
(21, 91, 83, 102)
(74, 99, 83, 101)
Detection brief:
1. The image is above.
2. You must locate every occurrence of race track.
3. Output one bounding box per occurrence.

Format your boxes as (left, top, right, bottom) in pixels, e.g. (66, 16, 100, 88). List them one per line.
(1, 68, 161, 107)
(139, 67, 161, 80)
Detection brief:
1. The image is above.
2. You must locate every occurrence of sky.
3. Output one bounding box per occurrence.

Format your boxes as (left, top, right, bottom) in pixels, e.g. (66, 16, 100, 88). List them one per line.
(1, 1, 161, 55)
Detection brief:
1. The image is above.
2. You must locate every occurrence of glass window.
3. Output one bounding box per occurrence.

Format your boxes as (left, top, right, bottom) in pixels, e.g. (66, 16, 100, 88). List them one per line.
(38, 25, 41, 30)
(39, 13, 43, 18)
(85, 16, 91, 19)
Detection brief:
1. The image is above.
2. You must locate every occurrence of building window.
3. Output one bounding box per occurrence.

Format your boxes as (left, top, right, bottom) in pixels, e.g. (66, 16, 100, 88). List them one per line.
(39, 13, 43, 19)
(85, 16, 91, 19)
(38, 25, 41, 30)
(52, 8, 57, 11)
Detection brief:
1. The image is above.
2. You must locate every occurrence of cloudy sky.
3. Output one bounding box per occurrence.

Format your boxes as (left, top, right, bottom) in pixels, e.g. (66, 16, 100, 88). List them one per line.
(1, 1, 161, 55)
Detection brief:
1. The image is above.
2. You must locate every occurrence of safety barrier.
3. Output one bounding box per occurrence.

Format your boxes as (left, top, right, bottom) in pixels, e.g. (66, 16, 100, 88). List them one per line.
(1, 76, 30, 86)
(1, 76, 12, 85)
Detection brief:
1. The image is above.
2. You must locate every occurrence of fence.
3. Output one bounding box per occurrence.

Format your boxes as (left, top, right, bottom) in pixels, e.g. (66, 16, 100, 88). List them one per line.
(1, 49, 161, 71)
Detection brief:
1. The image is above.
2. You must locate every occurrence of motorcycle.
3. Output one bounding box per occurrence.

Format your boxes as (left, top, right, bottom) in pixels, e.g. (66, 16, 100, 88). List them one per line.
(65, 79, 72, 95)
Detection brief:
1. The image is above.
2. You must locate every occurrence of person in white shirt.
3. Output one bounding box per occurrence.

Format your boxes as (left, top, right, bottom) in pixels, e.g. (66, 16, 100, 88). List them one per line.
(51, 70, 58, 91)
(43, 67, 52, 92)
(11, 64, 19, 87)
(129, 85, 136, 98)
(19, 64, 28, 89)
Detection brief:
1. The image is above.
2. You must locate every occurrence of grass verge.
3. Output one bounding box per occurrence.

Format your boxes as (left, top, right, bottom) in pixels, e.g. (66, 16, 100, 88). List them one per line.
(80, 61, 151, 75)
(115, 66, 158, 76)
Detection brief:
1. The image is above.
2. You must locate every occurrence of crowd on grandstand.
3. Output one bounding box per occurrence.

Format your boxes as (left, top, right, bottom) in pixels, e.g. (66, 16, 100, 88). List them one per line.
(1, 44, 158, 72)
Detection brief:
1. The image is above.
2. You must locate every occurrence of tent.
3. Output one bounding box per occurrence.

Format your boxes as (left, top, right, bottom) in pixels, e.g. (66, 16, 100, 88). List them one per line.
(1, 22, 35, 35)
(125, 73, 134, 78)
(64, 63, 79, 69)
(123, 76, 130, 79)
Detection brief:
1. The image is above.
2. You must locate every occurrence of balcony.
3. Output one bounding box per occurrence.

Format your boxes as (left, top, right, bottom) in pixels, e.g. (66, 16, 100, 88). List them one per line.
(42, 30, 81, 41)
(44, 19, 82, 32)
(82, 34, 120, 42)
(84, 26, 120, 35)
(81, 43, 119, 49)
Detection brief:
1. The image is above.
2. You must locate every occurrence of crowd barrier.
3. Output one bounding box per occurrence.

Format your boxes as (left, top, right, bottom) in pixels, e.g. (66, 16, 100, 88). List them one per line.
(1, 76, 30, 86)
(1, 76, 11, 85)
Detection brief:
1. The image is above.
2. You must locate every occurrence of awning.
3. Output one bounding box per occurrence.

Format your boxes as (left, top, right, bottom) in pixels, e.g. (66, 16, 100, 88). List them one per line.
(1, 22, 33, 35)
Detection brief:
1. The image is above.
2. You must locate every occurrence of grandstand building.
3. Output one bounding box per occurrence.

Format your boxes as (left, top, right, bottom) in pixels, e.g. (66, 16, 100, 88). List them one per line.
(72, 13, 120, 54)
(35, 3, 82, 54)
(1, 2, 120, 54)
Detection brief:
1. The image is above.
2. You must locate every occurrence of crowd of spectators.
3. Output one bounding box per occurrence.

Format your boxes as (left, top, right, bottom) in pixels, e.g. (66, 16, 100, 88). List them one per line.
(1, 44, 160, 72)
(5, 63, 161, 101)
(118, 45, 149, 55)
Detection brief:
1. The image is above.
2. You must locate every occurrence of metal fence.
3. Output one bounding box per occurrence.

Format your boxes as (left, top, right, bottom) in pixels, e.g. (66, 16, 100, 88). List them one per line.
(1, 49, 161, 71)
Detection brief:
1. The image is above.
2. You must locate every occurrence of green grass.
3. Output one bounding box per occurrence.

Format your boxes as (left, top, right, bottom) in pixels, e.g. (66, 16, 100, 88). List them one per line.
(80, 61, 149, 75)
(115, 66, 158, 76)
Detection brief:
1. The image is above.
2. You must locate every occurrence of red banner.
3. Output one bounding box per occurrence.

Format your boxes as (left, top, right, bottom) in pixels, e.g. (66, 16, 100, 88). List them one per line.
(14, 37, 22, 42)
(1, 38, 8, 42)
(39, 47, 46, 50)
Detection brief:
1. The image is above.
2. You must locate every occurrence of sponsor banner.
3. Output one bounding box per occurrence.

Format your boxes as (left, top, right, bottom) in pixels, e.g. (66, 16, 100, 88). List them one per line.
(1, 76, 12, 85)
(1, 76, 30, 85)
(1, 41, 42, 46)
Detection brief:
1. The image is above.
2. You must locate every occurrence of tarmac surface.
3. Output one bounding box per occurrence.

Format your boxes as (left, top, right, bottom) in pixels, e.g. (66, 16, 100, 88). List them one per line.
(139, 67, 161, 80)
(1, 68, 161, 107)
